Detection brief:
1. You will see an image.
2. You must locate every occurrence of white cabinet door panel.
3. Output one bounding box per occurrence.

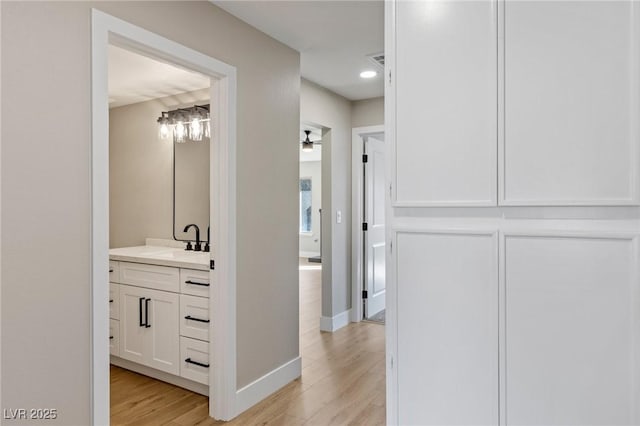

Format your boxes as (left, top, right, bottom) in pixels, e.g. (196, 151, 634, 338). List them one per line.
(146, 288, 180, 375)
(394, 0, 497, 205)
(119, 285, 147, 364)
(503, 1, 639, 204)
(396, 231, 499, 425)
(505, 235, 640, 425)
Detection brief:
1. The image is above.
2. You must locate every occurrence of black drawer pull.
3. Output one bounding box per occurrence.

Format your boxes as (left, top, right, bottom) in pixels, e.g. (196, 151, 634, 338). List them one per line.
(185, 315, 210, 323)
(109, 268, 114, 273)
(109, 336, 114, 340)
(145, 298, 151, 328)
(185, 280, 210, 287)
(109, 299, 113, 303)
(185, 358, 209, 368)
(139, 297, 145, 327)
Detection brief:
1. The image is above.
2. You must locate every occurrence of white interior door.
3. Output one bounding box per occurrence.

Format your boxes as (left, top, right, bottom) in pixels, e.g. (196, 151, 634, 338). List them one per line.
(364, 136, 386, 319)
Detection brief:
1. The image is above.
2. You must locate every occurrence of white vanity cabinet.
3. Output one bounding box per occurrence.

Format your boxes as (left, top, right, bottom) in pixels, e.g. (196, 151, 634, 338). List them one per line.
(109, 253, 211, 390)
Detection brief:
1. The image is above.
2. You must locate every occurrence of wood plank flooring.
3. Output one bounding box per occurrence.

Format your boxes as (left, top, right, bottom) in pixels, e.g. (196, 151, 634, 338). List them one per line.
(111, 259, 385, 425)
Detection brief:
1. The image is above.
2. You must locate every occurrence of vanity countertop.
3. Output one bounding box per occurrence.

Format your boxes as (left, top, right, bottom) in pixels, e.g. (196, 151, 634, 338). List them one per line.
(109, 245, 209, 271)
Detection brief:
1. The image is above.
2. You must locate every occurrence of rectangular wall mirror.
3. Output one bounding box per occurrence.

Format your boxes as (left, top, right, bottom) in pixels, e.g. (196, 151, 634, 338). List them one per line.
(173, 112, 210, 244)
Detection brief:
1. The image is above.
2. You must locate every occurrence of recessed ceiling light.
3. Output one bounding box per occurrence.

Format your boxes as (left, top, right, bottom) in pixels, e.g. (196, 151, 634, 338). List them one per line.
(360, 70, 377, 79)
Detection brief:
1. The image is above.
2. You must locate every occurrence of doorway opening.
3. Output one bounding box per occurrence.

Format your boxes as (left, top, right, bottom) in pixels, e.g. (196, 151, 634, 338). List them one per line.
(108, 43, 212, 422)
(91, 10, 237, 424)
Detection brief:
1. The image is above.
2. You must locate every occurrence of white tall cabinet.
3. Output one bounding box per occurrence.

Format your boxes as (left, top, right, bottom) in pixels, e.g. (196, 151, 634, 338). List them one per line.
(386, 1, 640, 425)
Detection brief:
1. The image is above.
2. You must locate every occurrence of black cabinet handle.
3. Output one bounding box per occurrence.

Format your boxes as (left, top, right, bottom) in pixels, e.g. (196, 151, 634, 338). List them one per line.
(139, 297, 145, 327)
(185, 315, 210, 323)
(145, 298, 151, 328)
(109, 336, 114, 340)
(109, 268, 114, 273)
(185, 280, 210, 287)
(185, 358, 209, 368)
(109, 299, 113, 303)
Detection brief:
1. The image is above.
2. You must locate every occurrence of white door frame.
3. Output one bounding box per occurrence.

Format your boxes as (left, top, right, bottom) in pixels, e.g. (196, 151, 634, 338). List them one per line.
(351, 125, 384, 323)
(91, 10, 237, 424)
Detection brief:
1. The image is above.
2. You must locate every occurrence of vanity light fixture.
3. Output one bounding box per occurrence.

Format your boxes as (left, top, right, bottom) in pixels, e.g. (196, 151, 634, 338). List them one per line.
(157, 104, 211, 143)
(302, 130, 314, 152)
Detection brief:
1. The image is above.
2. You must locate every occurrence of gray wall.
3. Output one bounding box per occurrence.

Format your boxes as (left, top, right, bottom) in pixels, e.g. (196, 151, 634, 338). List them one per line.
(352, 96, 384, 128)
(1, 2, 299, 423)
(301, 79, 352, 318)
(109, 89, 210, 248)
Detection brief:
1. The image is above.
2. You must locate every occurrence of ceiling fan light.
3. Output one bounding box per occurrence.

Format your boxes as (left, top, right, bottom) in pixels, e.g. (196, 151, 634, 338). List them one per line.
(302, 141, 314, 152)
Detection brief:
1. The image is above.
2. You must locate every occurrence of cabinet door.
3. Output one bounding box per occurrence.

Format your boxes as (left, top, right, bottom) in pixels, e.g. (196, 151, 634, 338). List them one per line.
(503, 1, 639, 205)
(145, 287, 180, 375)
(396, 231, 499, 425)
(119, 285, 147, 364)
(505, 235, 640, 425)
(394, 0, 497, 206)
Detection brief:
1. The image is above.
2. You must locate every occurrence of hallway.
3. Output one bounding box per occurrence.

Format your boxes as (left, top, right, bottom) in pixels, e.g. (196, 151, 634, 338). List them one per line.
(110, 259, 385, 425)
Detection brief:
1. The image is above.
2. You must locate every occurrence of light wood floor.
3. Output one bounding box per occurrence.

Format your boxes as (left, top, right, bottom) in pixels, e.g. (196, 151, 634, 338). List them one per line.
(111, 259, 386, 425)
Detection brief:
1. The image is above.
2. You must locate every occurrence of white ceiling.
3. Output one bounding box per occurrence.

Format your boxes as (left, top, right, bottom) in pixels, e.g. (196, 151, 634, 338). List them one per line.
(108, 45, 211, 108)
(109, 2, 384, 105)
(213, 0, 384, 101)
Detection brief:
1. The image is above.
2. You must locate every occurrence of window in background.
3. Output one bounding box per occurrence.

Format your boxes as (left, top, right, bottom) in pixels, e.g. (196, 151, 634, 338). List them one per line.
(300, 178, 312, 233)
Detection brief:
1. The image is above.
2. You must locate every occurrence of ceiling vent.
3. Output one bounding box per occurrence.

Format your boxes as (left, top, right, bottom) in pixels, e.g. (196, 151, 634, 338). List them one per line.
(367, 53, 385, 69)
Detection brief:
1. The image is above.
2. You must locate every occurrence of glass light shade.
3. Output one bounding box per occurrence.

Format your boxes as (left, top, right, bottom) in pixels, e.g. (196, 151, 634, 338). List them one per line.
(159, 123, 170, 140)
(204, 120, 211, 139)
(302, 142, 314, 152)
(190, 117, 203, 141)
(174, 121, 186, 143)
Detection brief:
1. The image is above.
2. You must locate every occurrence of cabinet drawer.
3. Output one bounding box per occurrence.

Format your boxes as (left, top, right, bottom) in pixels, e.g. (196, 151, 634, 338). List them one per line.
(109, 319, 120, 356)
(109, 260, 120, 283)
(180, 295, 210, 341)
(120, 262, 180, 293)
(180, 269, 210, 297)
(180, 336, 209, 385)
(109, 283, 120, 320)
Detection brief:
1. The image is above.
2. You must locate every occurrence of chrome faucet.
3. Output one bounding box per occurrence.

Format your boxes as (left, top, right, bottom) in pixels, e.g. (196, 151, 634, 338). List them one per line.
(183, 224, 201, 251)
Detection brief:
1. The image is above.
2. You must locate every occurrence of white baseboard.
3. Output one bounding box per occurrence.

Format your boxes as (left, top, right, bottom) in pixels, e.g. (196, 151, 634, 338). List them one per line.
(235, 356, 302, 416)
(299, 251, 320, 258)
(319, 309, 351, 332)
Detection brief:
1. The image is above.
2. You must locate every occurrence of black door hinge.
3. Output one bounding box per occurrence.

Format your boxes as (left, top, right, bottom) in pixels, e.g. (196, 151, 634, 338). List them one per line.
(362, 290, 368, 299)
(210, 260, 215, 270)
(362, 222, 368, 231)
(362, 154, 368, 163)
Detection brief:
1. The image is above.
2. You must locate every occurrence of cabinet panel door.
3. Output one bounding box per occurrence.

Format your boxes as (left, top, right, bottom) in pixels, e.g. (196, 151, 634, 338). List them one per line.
(505, 235, 640, 425)
(119, 285, 147, 364)
(145, 288, 180, 375)
(503, 1, 639, 205)
(396, 231, 499, 425)
(394, 0, 497, 206)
